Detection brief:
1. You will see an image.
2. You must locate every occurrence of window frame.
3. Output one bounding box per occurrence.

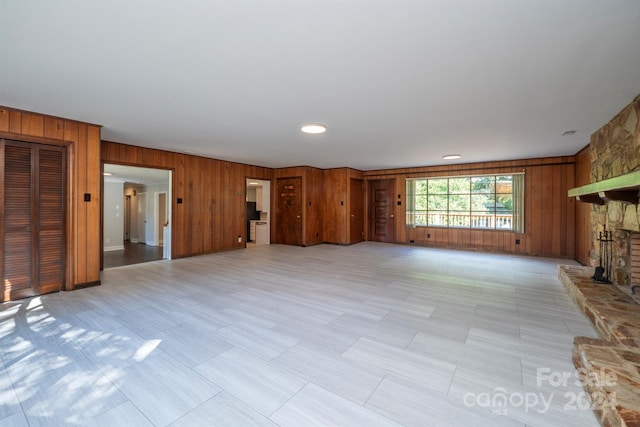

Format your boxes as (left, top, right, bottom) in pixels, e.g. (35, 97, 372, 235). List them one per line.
(405, 173, 524, 232)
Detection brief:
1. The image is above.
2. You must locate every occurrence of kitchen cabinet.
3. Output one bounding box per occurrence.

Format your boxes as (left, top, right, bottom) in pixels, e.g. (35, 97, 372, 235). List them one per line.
(256, 182, 270, 212)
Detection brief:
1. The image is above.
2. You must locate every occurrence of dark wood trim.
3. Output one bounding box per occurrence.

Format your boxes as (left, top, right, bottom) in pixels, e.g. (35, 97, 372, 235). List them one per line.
(0, 130, 73, 147)
(0, 105, 102, 128)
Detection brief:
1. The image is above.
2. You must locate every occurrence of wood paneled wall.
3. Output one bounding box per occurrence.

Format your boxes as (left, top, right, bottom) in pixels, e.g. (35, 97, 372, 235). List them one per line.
(322, 168, 364, 244)
(574, 145, 592, 265)
(364, 156, 577, 258)
(0, 106, 101, 289)
(101, 141, 273, 258)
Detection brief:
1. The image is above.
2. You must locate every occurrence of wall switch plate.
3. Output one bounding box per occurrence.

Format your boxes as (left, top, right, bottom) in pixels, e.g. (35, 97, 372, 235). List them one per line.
(84, 193, 91, 202)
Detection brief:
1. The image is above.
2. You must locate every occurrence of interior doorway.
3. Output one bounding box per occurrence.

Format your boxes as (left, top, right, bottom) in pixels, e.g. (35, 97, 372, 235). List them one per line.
(103, 164, 172, 269)
(246, 178, 271, 248)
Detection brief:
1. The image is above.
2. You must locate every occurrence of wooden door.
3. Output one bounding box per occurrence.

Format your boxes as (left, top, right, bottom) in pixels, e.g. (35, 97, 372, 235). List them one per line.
(1, 140, 66, 301)
(276, 177, 302, 246)
(349, 178, 365, 243)
(369, 179, 395, 243)
(138, 192, 147, 243)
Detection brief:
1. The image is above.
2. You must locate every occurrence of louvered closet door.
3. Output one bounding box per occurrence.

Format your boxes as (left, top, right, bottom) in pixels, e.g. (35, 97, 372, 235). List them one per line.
(37, 147, 65, 295)
(1, 140, 66, 301)
(2, 144, 34, 300)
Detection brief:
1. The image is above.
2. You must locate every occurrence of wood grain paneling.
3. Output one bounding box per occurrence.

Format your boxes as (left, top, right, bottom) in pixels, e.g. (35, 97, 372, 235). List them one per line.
(273, 166, 324, 247)
(320, 168, 365, 245)
(101, 141, 273, 258)
(0, 106, 101, 293)
(574, 145, 592, 265)
(364, 157, 576, 258)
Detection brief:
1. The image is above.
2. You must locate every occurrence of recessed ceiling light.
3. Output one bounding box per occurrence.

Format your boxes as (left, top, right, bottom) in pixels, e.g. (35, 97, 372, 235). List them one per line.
(301, 123, 327, 134)
(443, 154, 462, 160)
(103, 172, 112, 176)
(248, 181, 260, 185)
(562, 130, 577, 136)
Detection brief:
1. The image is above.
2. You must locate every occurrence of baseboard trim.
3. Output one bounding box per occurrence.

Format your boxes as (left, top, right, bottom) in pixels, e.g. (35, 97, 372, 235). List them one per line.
(72, 280, 101, 290)
(104, 245, 125, 252)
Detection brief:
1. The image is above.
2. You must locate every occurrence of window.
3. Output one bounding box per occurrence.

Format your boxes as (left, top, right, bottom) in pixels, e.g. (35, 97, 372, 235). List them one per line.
(406, 173, 524, 232)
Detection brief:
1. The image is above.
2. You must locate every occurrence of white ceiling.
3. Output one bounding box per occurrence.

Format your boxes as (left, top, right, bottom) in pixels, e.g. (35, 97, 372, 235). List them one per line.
(2, 1, 640, 170)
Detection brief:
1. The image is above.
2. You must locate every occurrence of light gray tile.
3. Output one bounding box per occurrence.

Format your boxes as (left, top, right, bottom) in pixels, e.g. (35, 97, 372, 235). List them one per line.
(195, 348, 306, 416)
(81, 401, 153, 427)
(408, 333, 522, 381)
(114, 304, 179, 338)
(73, 326, 154, 370)
(0, 413, 30, 427)
(341, 337, 456, 394)
(270, 383, 402, 427)
(0, 243, 600, 427)
(9, 357, 127, 426)
(273, 342, 384, 405)
(156, 323, 233, 367)
(215, 321, 299, 360)
(366, 375, 524, 427)
(169, 391, 278, 427)
(329, 314, 418, 348)
(271, 317, 360, 355)
(111, 352, 221, 426)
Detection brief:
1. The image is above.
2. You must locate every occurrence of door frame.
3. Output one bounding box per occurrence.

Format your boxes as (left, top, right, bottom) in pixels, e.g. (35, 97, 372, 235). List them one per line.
(349, 177, 365, 244)
(154, 191, 168, 247)
(100, 162, 174, 268)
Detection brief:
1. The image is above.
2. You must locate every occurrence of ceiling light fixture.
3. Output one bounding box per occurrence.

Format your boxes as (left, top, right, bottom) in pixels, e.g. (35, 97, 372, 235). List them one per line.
(301, 123, 327, 134)
(442, 154, 462, 160)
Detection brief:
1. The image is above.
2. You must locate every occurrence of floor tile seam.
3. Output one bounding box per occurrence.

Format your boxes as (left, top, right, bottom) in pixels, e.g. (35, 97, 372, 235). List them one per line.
(60, 352, 148, 426)
(164, 389, 226, 427)
(265, 379, 312, 420)
(1, 360, 30, 427)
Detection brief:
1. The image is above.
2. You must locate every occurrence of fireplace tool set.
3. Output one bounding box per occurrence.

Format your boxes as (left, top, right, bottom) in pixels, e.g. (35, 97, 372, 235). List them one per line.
(592, 225, 613, 284)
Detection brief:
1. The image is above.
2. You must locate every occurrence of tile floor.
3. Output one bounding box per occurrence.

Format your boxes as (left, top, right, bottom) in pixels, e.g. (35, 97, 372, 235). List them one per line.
(0, 243, 600, 426)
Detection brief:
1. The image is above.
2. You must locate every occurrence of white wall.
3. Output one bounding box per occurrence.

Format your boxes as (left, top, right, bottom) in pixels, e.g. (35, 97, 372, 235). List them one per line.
(124, 183, 145, 243)
(146, 182, 170, 247)
(104, 181, 124, 251)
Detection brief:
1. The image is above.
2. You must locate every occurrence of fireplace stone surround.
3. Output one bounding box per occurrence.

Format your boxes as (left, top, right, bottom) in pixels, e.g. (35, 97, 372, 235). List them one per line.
(563, 95, 640, 426)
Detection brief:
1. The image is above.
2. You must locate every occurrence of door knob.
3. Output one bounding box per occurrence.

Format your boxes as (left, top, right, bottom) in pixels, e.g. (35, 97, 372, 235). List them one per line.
(351, 214, 355, 217)
(26, 226, 31, 231)
(297, 215, 301, 218)
(390, 214, 394, 218)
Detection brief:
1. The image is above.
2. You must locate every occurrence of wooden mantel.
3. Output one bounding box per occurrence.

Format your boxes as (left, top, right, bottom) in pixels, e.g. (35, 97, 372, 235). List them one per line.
(568, 169, 640, 205)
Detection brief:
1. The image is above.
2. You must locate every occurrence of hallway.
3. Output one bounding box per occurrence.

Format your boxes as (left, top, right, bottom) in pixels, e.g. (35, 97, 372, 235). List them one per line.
(103, 241, 164, 269)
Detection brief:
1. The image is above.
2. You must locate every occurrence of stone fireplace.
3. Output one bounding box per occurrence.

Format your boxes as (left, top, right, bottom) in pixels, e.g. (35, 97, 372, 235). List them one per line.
(587, 94, 640, 290)
(564, 95, 640, 427)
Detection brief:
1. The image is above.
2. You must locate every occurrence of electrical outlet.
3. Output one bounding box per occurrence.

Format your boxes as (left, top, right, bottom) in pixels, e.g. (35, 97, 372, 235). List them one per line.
(515, 239, 521, 245)
(237, 235, 242, 243)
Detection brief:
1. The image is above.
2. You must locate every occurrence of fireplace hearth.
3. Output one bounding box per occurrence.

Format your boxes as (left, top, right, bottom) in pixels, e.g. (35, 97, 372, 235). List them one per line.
(559, 265, 640, 427)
